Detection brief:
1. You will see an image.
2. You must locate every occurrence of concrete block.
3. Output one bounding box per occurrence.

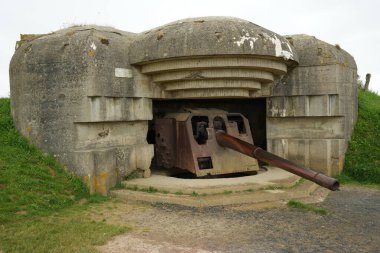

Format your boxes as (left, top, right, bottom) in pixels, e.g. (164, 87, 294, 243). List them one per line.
(77, 97, 152, 122)
(267, 116, 345, 139)
(267, 139, 288, 158)
(267, 95, 340, 117)
(267, 138, 346, 175)
(132, 144, 154, 172)
(287, 139, 309, 167)
(74, 121, 149, 150)
(309, 95, 328, 116)
(73, 148, 120, 195)
(72, 143, 153, 195)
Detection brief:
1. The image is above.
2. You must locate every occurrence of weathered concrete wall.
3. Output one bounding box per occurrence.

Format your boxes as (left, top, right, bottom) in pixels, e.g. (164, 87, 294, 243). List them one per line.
(10, 26, 153, 194)
(130, 17, 298, 63)
(9, 18, 357, 193)
(130, 17, 298, 99)
(267, 35, 357, 176)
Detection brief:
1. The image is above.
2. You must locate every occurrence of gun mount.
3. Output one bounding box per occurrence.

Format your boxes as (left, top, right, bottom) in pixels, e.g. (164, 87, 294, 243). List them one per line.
(154, 109, 339, 191)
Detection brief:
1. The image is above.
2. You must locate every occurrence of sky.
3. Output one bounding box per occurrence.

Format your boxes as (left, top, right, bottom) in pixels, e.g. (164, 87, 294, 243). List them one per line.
(0, 0, 379, 97)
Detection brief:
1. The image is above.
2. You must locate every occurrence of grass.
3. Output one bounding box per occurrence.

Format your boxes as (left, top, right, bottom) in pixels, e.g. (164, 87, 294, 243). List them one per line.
(287, 200, 327, 215)
(339, 89, 380, 185)
(0, 98, 96, 223)
(125, 170, 143, 180)
(142, 186, 158, 193)
(191, 191, 199, 197)
(0, 98, 128, 252)
(0, 207, 129, 253)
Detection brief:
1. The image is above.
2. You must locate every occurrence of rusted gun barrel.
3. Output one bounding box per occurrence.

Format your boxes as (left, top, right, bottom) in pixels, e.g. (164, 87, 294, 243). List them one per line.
(215, 131, 340, 191)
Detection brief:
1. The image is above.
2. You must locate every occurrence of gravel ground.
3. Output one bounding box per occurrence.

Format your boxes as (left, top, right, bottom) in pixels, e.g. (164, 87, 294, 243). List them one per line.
(97, 185, 380, 253)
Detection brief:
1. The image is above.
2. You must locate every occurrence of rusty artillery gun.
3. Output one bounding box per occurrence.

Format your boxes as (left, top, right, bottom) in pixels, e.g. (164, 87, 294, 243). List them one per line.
(154, 109, 339, 191)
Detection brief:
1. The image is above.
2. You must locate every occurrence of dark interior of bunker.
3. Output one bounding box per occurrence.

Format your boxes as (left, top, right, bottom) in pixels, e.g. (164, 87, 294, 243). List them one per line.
(147, 98, 267, 176)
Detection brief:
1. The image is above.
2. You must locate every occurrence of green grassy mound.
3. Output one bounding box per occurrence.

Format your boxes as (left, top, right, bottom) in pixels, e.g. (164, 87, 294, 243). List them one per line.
(0, 98, 95, 223)
(340, 89, 380, 184)
(0, 98, 128, 252)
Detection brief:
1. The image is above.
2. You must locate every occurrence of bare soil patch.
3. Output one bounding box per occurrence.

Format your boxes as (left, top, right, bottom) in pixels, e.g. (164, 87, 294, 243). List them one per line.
(93, 185, 379, 253)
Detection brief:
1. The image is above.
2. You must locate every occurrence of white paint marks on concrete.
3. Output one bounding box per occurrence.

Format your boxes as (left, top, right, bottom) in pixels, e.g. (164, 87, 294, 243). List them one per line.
(90, 42, 97, 50)
(269, 106, 279, 116)
(262, 33, 294, 60)
(115, 68, 133, 78)
(266, 34, 294, 60)
(286, 40, 294, 55)
(233, 29, 258, 49)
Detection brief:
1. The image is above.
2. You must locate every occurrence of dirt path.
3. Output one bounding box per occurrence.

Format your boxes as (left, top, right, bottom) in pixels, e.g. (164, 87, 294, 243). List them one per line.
(95, 185, 380, 253)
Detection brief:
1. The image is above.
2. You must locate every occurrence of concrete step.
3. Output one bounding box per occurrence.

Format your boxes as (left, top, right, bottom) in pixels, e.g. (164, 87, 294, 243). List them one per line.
(111, 167, 328, 208)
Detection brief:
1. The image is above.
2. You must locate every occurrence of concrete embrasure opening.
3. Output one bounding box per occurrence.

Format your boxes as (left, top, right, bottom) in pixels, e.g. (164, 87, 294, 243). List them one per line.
(112, 98, 329, 207)
(146, 98, 267, 178)
(149, 98, 267, 149)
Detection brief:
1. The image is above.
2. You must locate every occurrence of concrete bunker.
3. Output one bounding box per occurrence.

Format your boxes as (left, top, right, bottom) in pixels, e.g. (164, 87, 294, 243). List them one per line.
(9, 17, 358, 195)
